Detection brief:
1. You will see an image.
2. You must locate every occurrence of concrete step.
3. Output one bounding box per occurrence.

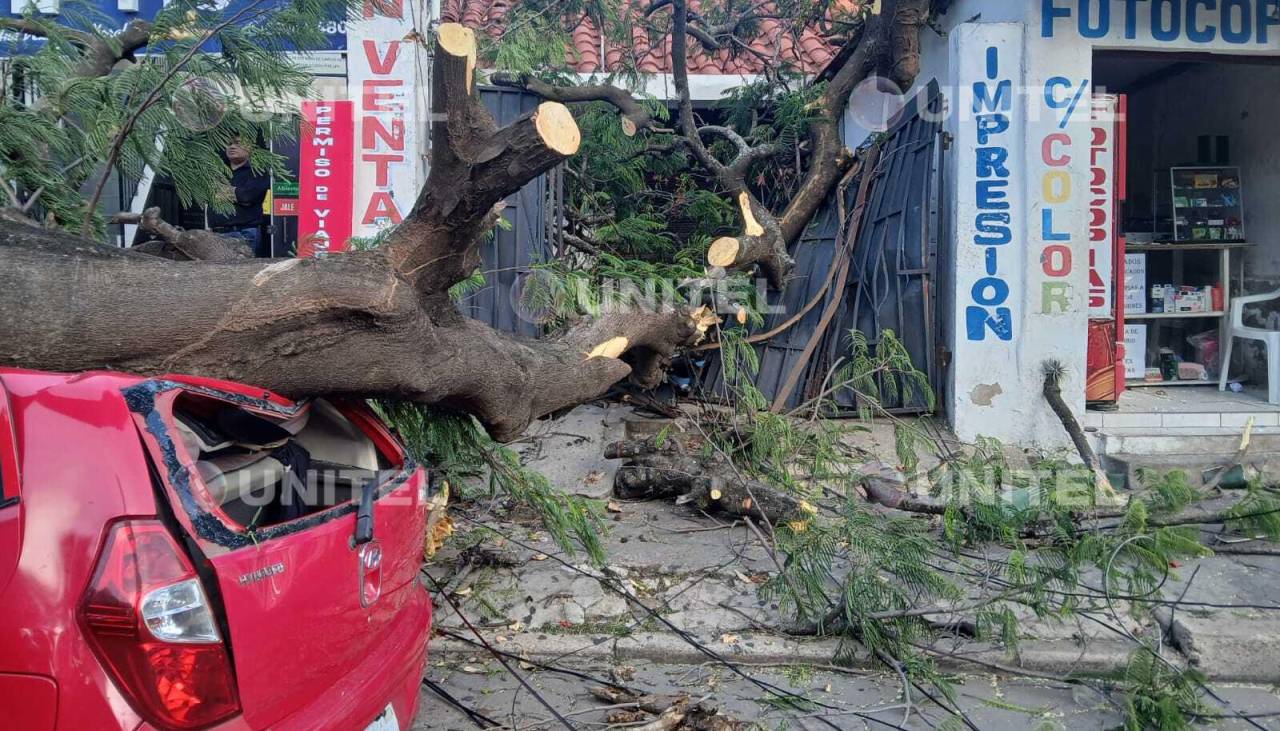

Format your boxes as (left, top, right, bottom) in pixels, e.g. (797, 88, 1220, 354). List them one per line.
(1095, 425, 1280, 457)
(1094, 425, 1280, 489)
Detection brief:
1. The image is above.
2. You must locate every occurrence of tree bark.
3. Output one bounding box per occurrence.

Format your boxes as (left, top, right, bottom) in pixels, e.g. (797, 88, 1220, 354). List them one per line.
(112, 207, 253, 261)
(606, 435, 805, 523)
(489, 72, 660, 137)
(0, 23, 710, 442)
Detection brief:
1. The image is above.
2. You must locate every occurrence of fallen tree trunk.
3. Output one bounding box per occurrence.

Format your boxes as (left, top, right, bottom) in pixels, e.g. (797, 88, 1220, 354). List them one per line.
(0, 23, 707, 441)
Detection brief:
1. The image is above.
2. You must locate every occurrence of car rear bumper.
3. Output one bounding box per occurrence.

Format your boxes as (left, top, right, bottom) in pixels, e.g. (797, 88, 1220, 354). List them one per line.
(271, 581, 433, 731)
(138, 582, 432, 731)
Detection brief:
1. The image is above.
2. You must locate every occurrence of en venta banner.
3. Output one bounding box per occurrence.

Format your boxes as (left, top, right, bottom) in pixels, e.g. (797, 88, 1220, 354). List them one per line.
(297, 100, 355, 257)
(346, 0, 421, 238)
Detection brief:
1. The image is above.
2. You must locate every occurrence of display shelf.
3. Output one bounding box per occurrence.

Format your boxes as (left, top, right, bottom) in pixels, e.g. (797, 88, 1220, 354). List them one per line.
(1169, 166, 1245, 242)
(1126, 241, 1252, 251)
(1121, 241, 1247, 388)
(1127, 311, 1224, 320)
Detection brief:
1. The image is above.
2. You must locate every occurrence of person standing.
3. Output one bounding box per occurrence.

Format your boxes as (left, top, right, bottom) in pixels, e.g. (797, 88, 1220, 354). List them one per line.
(208, 139, 271, 256)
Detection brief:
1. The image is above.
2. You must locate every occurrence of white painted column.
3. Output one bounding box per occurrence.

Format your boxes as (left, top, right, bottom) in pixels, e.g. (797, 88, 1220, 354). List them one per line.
(1017, 22, 1094, 446)
(948, 23, 1030, 444)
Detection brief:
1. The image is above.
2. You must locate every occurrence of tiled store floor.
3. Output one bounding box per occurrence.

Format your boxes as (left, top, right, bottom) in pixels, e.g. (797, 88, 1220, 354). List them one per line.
(1086, 385, 1280, 430)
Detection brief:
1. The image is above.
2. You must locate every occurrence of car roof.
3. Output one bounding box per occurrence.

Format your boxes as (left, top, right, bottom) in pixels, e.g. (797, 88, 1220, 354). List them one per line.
(0, 368, 296, 409)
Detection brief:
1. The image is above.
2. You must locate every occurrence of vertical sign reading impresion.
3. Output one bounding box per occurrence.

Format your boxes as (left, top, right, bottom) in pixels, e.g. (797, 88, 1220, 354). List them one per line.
(949, 22, 1026, 444)
(956, 31, 1022, 343)
(298, 100, 355, 257)
(347, 0, 419, 238)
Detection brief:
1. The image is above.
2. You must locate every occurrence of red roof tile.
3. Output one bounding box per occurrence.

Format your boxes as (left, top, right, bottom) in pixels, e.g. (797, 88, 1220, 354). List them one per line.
(441, 0, 852, 75)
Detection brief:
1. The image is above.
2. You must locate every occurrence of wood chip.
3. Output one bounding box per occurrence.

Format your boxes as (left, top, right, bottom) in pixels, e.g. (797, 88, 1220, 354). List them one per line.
(739, 191, 764, 236)
(586, 336, 629, 359)
(707, 236, 740, 267)
(533, 101, 581, 155)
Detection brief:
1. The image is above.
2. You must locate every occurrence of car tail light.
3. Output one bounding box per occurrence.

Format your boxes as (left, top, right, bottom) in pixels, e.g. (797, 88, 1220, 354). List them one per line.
(79, 519, 240, 730)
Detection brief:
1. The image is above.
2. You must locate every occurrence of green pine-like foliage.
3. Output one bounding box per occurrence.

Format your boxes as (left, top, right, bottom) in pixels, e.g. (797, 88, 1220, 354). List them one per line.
(2, 0, 354, 232)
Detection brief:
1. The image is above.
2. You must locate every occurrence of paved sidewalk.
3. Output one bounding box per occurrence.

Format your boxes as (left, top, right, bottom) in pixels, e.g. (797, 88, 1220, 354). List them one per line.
(417, 404, 1280, 728)
(412, 654, 1280, 730)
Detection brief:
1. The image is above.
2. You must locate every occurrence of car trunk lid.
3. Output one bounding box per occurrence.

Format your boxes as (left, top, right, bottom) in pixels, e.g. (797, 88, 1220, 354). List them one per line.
(125, 379, 429, 728)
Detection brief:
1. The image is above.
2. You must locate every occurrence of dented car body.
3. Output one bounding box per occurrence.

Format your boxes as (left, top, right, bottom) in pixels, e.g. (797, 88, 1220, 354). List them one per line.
(0, 368, 433, 730)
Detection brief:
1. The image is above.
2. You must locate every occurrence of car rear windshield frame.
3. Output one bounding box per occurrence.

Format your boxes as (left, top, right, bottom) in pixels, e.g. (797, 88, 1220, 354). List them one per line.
(123, 379, 417, 550)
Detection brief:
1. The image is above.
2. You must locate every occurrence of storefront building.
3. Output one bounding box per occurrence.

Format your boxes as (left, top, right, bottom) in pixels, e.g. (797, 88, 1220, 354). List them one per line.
(856, 0, 1280, 448)
(10, 0, 1280, 449)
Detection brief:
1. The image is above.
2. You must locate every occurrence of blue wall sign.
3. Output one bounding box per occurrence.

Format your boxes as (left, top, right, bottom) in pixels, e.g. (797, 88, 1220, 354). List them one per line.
(1042, 0, 1280, 45)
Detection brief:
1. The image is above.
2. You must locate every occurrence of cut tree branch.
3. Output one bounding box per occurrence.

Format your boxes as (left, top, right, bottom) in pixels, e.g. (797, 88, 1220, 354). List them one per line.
(606, 434, 806, 523)
(0, 17, 154, 78)
(664, 0, 932, 289)
(111, 207, 253, 261)
(385, 24, 581, 294)
(489, 71, 659, 137)
(669, 0, 793, 288)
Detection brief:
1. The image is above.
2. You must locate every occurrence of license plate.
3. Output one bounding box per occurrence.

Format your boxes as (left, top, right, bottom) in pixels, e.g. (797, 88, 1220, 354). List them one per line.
(364, 704, 399, 731)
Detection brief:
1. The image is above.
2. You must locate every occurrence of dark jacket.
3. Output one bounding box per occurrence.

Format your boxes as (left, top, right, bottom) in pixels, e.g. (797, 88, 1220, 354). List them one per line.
(208, 164, 270, 230)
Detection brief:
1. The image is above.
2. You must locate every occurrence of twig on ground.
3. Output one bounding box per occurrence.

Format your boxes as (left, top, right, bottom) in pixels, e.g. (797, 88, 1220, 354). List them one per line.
(426, 574, 579, 731)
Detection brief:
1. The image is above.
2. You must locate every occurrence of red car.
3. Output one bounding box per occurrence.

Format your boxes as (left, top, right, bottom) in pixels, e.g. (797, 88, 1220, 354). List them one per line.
(0, 368, 433, 730)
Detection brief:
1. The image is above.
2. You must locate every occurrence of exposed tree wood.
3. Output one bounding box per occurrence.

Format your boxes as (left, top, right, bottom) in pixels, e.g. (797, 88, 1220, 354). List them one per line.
(0, 23, 708, 442)
(588, 336, 630, 360)
(706, 237, 740, 268)
(736, 191, 764, 237)
(532, 102, 582, 154)
(437, 22, 477, 89)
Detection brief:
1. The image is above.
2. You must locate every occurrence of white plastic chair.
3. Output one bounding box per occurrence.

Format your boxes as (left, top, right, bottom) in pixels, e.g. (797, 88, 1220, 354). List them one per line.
(1219, 288, 1280, 404)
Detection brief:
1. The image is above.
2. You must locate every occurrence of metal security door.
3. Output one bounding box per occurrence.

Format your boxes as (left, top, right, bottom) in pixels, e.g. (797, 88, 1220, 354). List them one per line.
(697, 81, 945, 413)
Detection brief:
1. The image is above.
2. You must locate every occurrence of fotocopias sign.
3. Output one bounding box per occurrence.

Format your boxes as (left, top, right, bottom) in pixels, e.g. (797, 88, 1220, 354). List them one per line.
(298, 100, 355, 257)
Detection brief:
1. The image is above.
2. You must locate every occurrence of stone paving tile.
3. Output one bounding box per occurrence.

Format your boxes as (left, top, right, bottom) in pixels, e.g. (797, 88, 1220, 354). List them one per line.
(412, 654, 1280, 730)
